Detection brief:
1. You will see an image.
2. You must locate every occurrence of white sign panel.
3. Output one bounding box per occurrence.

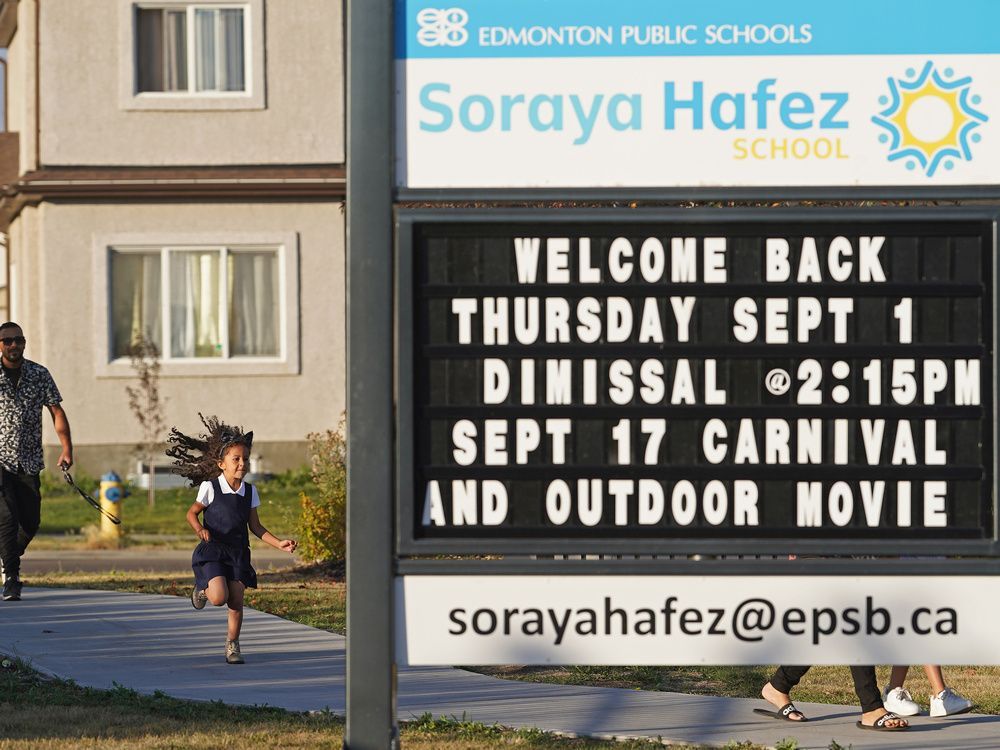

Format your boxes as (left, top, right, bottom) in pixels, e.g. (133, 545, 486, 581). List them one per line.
(395, 1, 1000, 188)
(396, 575, 1000, 665)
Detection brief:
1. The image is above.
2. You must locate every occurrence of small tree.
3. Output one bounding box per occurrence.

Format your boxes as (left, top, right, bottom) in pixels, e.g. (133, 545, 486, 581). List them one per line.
(125, 335, 166, 508)
(297, 414, 347, 562)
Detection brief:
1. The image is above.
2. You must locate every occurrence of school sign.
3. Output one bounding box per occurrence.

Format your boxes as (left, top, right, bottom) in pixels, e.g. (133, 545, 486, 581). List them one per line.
(395, 0, 1000, 189)
(346, 3, 1000, 746)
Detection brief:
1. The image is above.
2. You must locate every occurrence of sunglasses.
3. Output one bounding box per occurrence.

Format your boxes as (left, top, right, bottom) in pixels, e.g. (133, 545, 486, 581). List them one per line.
(0, 336, 25, 346)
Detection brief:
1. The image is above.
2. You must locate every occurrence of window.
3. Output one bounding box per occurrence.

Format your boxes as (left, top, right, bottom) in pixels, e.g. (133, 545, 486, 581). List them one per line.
(110, 245, 281, 361)
(136, 5, 248, 94)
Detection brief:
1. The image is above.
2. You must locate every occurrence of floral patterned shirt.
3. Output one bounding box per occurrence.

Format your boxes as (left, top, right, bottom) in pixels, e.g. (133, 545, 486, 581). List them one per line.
(0, 359, 62, 474)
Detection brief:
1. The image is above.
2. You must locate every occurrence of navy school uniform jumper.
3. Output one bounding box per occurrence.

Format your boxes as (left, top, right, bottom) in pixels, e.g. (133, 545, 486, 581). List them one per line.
(191, 477, 258, 591)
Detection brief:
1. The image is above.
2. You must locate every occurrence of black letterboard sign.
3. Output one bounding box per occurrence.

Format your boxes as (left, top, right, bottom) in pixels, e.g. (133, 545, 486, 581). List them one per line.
(396, 210, 998, 555)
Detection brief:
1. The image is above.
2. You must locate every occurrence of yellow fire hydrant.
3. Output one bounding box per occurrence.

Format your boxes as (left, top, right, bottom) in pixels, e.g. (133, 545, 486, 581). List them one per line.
(99, 472, 125, 540)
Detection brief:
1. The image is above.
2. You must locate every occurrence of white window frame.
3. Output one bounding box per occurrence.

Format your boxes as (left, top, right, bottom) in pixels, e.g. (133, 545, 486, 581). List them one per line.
(94, 232, 299, 377)
(119, 0, 266, 111)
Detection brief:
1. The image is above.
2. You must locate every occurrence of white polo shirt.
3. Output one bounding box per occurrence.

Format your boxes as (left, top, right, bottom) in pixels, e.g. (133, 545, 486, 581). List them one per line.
(196, 478, 261, 509)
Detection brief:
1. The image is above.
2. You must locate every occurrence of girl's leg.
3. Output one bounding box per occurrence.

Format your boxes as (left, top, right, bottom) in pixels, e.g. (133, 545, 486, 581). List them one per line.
(922, 665, 946, 694)
(888, 665, 910, 690)
(226, 580, 246, 642)
(206, 575, 229, 606)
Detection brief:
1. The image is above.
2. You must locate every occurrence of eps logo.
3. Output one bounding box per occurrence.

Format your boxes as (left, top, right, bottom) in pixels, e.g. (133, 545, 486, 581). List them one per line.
(416, 7, 469, 47)
(872, 62, 988, 177)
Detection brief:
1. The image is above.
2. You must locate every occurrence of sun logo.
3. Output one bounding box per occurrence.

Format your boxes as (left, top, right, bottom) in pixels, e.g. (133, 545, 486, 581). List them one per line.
(872, 62, 988, 177)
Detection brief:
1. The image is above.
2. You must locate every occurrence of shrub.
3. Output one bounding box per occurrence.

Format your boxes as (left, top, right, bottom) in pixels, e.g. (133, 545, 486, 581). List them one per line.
(296, 416, 347, 562)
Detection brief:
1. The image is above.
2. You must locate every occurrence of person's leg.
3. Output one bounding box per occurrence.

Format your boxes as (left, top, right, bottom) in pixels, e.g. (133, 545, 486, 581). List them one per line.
(888, 665, 910, 690)
(13, 473, 41, 558)
(922, 665, 946, 694)
(883, 665, 920, 715)
(206, 575, 229, 606)
(225, 581, 246, 664)
(0, 470, 20, 580)
(853, 666, 908, 728)
(761, 666, 810, 720)
(850, 666, 883, 713)
(769, 665, 810, 695)
(925, 665, 973, 716)
(226, 581, 245, 642)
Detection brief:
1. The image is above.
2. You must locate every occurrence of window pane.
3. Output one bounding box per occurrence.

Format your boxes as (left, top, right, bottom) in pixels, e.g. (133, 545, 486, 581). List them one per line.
(111, 251, 162, 358)
(195, 9, 217, 91)
(136, 9, 187, 92)
(165, 10, 188, 90)
(136, 9, 164, 92)
(228, 251, 279, 356)
(220, 9, 245, 91)
(170, 250, 222, 358)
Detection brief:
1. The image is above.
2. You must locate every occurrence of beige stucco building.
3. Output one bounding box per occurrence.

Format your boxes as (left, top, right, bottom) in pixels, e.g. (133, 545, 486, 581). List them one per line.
(0, 0, 345, 475)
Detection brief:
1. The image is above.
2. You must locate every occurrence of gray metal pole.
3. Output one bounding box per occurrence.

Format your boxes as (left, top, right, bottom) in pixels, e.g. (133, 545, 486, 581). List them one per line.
(345, 0, 396, 748)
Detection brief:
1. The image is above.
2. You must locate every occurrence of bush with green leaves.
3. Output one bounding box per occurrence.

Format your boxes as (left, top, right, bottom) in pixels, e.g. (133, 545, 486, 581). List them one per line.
(296, 416, 347, 562)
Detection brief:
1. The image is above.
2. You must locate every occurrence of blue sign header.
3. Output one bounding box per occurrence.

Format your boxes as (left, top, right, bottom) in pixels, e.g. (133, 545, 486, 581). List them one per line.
(396, 1, 1000, 59)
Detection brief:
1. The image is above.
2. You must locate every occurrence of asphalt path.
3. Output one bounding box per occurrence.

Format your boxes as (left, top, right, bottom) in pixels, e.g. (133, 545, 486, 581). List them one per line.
(2, 587, 998, 749)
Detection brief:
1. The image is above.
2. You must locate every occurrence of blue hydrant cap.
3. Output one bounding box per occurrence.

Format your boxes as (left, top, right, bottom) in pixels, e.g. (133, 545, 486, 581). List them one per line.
(102, 471, 122, 482)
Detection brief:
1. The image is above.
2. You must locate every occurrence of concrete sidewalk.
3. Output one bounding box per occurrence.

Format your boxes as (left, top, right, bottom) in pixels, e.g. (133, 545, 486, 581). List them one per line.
(2, 588, 998, 749)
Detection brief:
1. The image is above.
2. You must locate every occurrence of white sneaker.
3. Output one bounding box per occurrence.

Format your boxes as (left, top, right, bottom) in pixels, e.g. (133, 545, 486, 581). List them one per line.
(882, 686, 920, 716)
(930, 687, 973, 717)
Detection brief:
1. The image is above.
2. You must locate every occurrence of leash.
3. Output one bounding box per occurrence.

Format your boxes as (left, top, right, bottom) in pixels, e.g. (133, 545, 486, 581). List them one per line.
(62, 468, 121, 525)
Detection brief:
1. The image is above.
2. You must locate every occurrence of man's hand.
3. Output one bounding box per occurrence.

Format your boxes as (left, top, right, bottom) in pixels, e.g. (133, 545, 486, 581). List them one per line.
(57, 451, 73, 471)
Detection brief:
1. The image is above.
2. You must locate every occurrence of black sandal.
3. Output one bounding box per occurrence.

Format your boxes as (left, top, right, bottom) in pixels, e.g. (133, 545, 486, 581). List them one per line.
(856, 712, 909, 731)
(753, 703, 808, 722)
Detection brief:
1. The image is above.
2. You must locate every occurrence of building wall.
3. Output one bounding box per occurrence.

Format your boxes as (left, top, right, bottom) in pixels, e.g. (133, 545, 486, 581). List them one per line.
(34, 200, 345, 474)
(6, 204, 41, 331)
(7, 0, 38, 170)
(39, 0, 344, 166)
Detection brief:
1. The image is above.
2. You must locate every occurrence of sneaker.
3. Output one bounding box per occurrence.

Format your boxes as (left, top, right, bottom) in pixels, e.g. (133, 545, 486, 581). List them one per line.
(1, 577, 21, 601)
(191, 588, 208, 610)
(226, 640, 244, 664)
(882, 686, 920, 716)
(930, 687, 973, 717)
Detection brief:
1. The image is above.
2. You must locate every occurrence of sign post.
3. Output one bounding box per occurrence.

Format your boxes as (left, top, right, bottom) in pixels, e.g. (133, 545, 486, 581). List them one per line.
(346, 1, 396, 748)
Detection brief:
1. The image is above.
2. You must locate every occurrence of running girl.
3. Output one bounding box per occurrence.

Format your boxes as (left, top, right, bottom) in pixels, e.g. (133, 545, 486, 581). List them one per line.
(168, 414, 297, 664)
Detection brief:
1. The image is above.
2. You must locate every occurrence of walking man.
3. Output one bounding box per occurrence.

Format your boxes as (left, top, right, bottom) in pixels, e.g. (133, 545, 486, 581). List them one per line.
(0, 322, 73, 601)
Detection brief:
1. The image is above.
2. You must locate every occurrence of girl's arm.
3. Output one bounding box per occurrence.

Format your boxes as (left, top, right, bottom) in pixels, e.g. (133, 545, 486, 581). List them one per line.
(186, 502, 211, 542)
(248, 507, 297, 553)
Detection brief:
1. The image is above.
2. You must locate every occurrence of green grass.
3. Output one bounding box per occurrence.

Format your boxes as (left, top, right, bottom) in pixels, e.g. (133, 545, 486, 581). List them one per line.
(36, 471, 308, 538)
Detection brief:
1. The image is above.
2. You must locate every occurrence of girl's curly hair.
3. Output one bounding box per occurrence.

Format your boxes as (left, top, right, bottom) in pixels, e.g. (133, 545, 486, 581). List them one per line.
(166, 413, 254, 486)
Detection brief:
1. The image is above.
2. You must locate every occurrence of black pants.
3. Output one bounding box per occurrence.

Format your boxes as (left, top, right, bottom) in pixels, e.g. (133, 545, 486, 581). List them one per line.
(771, 665, 883, 713)
(0, 468, 42, 580)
